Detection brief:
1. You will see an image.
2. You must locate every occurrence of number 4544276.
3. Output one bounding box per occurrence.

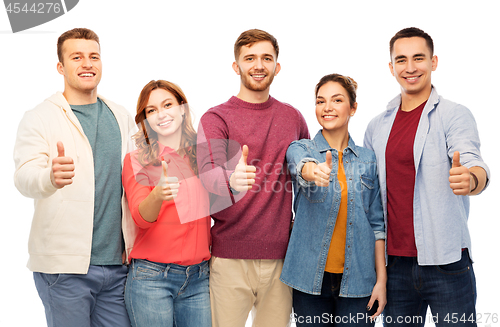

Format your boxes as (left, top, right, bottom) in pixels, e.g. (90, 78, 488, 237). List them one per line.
(444, 313, 498, 324)
(6, 2, 62, 14)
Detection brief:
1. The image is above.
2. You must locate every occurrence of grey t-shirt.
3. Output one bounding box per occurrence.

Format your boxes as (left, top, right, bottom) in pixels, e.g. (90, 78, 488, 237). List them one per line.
(71, 98, 123, 265)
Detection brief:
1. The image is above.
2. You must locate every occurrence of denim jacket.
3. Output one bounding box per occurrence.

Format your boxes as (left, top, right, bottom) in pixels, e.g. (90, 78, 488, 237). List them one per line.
(280, 131, 385, 297)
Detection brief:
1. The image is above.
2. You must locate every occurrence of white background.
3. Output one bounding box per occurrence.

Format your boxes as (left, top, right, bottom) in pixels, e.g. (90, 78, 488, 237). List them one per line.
(1, 0, 498, 326)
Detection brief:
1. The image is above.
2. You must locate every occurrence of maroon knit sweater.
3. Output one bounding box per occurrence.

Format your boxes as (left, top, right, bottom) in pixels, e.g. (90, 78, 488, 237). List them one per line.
(197, 96, 309, 259)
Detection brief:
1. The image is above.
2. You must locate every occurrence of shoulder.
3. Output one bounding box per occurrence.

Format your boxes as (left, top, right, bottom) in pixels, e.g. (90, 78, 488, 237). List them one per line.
(200, 100, 232, 121)
(21, 96, 63, 125)
(435, 96, 471, 116)
(354, 145, 377, 161)
(274, 98, 306, 118)
(291, 138, 314, 148)
(99, 96, 130, 115)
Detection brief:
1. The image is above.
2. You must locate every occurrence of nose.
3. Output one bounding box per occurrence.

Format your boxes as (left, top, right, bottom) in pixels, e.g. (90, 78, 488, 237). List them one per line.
(254, 58, 264, 69)
(82, 57, 93, 68)
(324, 101, 334, 112)
(157, 108, 168, 118)
(406, 60, 416, 73)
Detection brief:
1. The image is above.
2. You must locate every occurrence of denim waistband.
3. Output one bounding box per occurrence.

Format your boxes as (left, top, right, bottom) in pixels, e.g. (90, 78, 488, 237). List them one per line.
(131, 259, 208, 275)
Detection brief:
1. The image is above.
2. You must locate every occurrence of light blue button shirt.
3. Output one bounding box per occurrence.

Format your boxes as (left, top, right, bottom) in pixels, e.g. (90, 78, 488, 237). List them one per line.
(364, 87, 490, 266)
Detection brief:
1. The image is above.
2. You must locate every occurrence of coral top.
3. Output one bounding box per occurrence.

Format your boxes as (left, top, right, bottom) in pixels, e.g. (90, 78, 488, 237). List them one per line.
(122, 143, 211, 265)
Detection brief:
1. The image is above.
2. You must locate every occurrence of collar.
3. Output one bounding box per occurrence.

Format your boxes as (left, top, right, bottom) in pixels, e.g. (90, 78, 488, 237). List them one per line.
(313, 130, 359, 157)
(386, 85, 440, 113)
(229, 95, 276, 110)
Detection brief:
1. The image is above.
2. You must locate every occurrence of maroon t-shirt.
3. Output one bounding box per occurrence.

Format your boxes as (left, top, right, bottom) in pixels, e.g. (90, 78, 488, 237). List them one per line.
(385, 101, 426, 257)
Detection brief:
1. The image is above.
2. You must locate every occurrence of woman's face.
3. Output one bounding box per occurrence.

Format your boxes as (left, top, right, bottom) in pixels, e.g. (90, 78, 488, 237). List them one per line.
(144, 88, 184, 145)
(315, 81, 356, 132)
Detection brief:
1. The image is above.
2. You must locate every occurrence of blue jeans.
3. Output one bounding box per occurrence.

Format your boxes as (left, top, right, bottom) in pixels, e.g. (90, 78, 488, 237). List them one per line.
(384, 250, 477, 326)
(292, 272, 376, 326)
(33, 265, 130, 327)
(125, 259, 211, 327)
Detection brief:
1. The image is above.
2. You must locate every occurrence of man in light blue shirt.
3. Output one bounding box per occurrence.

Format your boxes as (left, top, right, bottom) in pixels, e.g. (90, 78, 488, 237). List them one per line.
(364, 27, 489, 326)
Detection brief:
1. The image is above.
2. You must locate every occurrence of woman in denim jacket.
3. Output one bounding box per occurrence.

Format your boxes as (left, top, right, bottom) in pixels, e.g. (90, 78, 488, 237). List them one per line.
(280, 74, 386, 326)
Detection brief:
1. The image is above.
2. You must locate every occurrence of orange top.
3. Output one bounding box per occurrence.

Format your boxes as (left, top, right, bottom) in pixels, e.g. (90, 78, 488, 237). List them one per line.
(325, 152, 348, 273)
(122, 143, 211, 266)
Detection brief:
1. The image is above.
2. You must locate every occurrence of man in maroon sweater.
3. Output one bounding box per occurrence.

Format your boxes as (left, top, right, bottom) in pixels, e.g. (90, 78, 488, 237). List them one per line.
(197, 29, 309, 326)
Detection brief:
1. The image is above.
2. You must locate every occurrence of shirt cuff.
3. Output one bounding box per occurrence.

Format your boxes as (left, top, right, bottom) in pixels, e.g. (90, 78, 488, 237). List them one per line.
(296, 158, 319, 188)
(374, 231, 386, 241)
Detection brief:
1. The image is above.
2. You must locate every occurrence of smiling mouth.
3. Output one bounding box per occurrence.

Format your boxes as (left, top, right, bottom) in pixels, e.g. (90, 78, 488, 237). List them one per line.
(79, 73, 95, 77)
(251, 73, 266, 80)
(404, 75, 421, 81)
(158, 120, 173, 127)
(322, 115, 338, 119)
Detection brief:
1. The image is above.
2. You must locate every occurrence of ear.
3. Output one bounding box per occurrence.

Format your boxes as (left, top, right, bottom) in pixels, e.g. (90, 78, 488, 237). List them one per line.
(274, 62, 281, 76)
(431, 55, 438, 71)
(57, 61, 64, 76)
(389, 62, 395, 77)
(350, 102, 358, 116)
(232, 61, 240, 75)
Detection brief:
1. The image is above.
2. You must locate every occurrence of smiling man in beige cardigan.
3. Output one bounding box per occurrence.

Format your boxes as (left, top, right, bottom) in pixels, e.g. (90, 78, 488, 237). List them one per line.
(13, 28, 136, 327)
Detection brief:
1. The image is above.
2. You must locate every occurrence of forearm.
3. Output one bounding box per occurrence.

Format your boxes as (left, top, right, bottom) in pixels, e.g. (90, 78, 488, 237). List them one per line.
(469, 166, 487, 196)
(374, 239, 387, 284)
(138, 189, 163, 223)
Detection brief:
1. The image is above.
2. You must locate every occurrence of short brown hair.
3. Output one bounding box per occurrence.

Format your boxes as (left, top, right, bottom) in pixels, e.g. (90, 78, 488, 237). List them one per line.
(315, 74, 358, 108)
(234, 29, 279, 60)
(57, 28, 100, 63)
(389, 27, 434, 58)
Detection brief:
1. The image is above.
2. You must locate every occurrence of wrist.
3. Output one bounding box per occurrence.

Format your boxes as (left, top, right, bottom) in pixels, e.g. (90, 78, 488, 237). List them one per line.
(470, 171, 478, 193)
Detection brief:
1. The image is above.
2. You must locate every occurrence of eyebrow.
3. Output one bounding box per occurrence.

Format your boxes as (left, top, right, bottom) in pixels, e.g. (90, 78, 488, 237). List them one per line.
(316, 93, 345, 99)
(394, 53, 426, 61)
(243, 53, 274, 58)
(68, 51, 100, 57)
(145, 98, 174, 108)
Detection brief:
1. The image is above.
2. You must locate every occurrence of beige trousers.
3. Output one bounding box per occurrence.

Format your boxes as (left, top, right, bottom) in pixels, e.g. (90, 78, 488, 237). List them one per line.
(209, 256, 293, 327)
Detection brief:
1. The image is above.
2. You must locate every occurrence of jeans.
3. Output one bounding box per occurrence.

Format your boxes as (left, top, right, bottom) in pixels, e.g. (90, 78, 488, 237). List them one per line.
(292, 272, 377, 326)
(125, 259, 211, 327)
(33, 265, 130, 327)
(384, 250, 477, 326)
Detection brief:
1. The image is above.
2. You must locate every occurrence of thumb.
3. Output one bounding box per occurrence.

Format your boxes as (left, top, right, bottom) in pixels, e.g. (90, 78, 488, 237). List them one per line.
(57, 141, 65, 157)
(452, 151, 461, 168)
(239, 145, 249, 166)
(162, 160, 169, 178)
(325, 150, 332, 168)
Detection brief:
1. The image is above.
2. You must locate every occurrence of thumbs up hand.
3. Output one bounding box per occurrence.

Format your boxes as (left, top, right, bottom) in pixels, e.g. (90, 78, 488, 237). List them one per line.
(229, 145, 256, 192)
(155, 159, 180, 201)
(313, 150, 333, 187)
(449, 151, 472, 196)
(50, 141, 75, 189)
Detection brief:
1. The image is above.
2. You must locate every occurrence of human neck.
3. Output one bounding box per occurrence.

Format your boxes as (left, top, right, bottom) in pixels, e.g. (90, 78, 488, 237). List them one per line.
(63, 88, 98, 105)
(158, 131, 182, 153)
(322, 128, 349, 152)
(400, 87, 431, 112)
(236, 86, 270, 104)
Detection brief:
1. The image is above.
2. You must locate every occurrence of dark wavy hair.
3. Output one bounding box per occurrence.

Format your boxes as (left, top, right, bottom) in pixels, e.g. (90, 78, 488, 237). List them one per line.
(133, 80, 198, 175)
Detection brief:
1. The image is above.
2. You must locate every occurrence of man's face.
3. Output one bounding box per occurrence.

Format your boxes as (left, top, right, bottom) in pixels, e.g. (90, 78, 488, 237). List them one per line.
(57, 38, 102, 96)
(232, 41, 281, 93)
(389, 37, 437, 98)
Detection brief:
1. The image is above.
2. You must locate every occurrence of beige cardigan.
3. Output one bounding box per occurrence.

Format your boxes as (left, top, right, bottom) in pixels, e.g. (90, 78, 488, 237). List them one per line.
(14, 92, 138, 274)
